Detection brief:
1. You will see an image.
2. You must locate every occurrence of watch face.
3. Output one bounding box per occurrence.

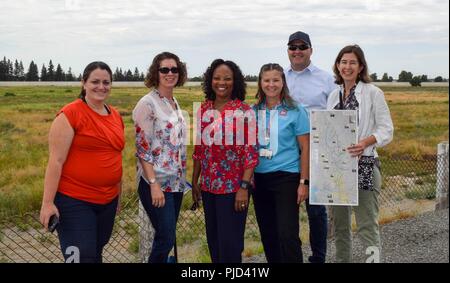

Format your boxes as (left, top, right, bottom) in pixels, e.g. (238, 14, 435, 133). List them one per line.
(240, 181, 250, 190)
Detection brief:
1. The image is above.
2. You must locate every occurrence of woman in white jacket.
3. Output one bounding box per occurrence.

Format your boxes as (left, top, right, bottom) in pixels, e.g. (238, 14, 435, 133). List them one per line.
(327, 45, 393, 263)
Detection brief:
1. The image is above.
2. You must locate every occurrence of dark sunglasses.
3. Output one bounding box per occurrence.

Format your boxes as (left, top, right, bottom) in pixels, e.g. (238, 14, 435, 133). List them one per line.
(288, 44, 310, 51)
(158, 67, 179, 74)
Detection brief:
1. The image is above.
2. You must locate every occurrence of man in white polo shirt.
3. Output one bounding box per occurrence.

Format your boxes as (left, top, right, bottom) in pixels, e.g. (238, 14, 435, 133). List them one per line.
(285, 30, 337, 263)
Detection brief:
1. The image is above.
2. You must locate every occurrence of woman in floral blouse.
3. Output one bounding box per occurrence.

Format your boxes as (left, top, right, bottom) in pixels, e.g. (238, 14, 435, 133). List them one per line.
(192, 59, 259, 263)
(132, 52, 188, 263)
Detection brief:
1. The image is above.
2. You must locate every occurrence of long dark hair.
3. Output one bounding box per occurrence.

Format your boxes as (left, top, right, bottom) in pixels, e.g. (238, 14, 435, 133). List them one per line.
(255, 63, 296, 109)
(202, 59, 246, 101)
(333, 45, 371, 85)
(144, 52, 187, 88)
(79, 61, 113, 98)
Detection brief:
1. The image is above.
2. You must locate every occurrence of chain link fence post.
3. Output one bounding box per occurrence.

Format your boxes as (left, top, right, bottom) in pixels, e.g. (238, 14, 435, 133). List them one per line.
(435, 141, 449, 210)
(138, 200, 153, 262)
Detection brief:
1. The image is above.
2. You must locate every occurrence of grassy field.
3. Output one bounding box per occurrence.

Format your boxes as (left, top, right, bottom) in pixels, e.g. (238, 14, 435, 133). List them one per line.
(0, 85, 448, 220)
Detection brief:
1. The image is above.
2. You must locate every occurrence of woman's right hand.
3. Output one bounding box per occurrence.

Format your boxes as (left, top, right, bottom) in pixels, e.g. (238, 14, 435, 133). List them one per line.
(150, 183, 165, 208)
(39, 202, 59, 230)
(192, 183, 202, 203)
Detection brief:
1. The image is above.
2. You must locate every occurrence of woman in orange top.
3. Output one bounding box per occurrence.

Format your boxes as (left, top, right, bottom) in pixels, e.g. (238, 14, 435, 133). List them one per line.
(39, 61, 125, 263)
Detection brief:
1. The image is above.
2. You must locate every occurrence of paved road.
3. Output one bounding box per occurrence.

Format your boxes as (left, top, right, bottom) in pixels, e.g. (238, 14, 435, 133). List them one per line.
(245, 208, 449, 263)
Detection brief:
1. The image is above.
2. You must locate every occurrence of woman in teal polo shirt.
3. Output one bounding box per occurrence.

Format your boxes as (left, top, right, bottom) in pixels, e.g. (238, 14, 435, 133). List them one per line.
(252, 63, 310, 263)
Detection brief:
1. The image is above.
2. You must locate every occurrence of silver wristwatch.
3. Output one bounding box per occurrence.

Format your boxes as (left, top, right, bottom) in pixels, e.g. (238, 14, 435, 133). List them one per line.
(148, 178, 157, 185)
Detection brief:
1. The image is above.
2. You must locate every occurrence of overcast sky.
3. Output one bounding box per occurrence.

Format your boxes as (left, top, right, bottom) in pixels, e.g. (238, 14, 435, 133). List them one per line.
(1, 0, 448, 78)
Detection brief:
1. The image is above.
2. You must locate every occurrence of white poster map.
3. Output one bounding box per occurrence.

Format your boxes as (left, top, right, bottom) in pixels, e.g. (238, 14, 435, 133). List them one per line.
(309, 110, 359, 206)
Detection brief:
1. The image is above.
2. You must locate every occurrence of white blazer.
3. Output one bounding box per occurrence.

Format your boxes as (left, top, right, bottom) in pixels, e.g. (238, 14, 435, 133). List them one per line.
(327, 81, 394, 157)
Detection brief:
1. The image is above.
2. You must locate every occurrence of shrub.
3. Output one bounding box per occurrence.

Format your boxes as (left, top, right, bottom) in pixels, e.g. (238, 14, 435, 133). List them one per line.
(4, 92, 15, 97)
(410, 76, 422, 87)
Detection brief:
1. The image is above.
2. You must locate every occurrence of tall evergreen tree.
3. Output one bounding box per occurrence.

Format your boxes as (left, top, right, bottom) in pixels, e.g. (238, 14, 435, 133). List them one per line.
(0, 57, 7, 80)
(113, 67, 121, 81)
(125, 69, 133, 81)
(66, 67, 75, 81)
(7, 59, 13, 80)
(55, 64, 64, 81)
(40, 64, 48, 81)
(47, 60, 55, 81)
(18, 61, 25, 81)
(13, 60, 20, 81)
(26, 61, 39, 81)
(133, 67, 140, 81)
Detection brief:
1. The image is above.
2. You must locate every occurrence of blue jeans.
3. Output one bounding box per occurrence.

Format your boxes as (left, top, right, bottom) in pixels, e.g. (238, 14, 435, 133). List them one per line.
(305, 200, 328, 263)
(138, 177, 183, 263)
(54, 192, 118, 263)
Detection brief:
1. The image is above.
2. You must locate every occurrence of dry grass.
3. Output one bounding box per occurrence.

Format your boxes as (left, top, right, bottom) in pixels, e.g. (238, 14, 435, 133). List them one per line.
(0, 85, 447, 219)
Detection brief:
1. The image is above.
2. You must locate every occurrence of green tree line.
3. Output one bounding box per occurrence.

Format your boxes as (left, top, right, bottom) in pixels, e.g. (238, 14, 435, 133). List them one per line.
(0, 56, 146, 82)
(1, 56, 448, 83)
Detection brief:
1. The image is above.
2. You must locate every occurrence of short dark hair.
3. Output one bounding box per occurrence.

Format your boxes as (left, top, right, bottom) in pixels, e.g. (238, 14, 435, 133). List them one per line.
(333, 45, 371, 85)
(144, 52, 187, 88)
(256, 63, 296, 109)
(202, 59, 246, 101)
(79, 61, 113, 98)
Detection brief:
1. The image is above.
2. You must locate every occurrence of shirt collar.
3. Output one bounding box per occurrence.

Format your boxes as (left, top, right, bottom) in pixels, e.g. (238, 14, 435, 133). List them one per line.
(288, 62, 316, 74)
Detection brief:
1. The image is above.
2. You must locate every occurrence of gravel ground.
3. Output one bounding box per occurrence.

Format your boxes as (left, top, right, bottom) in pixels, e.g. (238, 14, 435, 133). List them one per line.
(244, 208, 449, 263)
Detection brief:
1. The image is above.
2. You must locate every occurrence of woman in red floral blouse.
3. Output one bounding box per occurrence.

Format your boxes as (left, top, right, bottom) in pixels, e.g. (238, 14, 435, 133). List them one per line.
(192, 59, 259, 263)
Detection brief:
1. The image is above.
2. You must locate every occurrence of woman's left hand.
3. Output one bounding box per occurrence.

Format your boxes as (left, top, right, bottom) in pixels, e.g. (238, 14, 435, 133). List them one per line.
(347, 141, 367, 157)
(234, 189, 249, 212)
(297, 184, 309, 204)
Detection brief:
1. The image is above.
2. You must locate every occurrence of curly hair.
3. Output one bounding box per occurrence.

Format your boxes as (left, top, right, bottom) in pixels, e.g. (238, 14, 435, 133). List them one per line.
(255, 63, 296, 109)
(202, 59, 246, 101)
(333, 44, 371, 85)
(144, 52, 187, 88)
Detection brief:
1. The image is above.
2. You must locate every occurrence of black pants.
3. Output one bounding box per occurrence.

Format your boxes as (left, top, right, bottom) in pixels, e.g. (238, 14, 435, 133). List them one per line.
(253, 171, 303, 263)
(202, 191, 247, 263)
(54, 192, 118, 263)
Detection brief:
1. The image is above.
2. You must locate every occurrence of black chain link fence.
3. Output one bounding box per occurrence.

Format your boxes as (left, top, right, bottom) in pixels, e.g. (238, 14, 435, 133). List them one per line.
(1, 151, 448, 263)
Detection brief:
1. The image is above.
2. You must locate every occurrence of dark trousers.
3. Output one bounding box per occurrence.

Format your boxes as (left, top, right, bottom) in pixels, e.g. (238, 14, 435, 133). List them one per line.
(253, 171, 303, 263)
(201, 191, 247, 263)
(54, 192, 118, 263)
(138, 177, 183, 263)
(305, 199, 328, 263)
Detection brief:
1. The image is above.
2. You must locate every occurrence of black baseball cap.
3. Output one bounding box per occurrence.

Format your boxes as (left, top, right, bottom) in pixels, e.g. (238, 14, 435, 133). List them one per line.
(288, 31, 312, 47)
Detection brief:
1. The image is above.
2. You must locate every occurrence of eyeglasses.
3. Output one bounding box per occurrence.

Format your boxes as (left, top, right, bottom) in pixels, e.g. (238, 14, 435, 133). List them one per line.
(288, 44, 310, 51)
(158, 67, 179, 74)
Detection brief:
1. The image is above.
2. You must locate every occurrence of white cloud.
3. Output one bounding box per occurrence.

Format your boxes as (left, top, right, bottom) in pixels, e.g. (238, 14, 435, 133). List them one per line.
(0, 0, 448, 77)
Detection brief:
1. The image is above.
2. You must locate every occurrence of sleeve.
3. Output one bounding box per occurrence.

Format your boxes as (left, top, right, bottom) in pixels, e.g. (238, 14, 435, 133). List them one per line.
(132, 99, 155, 164)
(326, 73, 338, 98)
(326, 89, 339, 110)
(242, 105, 259, 169)
(372, 88, 394, 147)
(295, 105, 310, 136)
(57, 101, 78, 130)
(192, 104, 204, 160)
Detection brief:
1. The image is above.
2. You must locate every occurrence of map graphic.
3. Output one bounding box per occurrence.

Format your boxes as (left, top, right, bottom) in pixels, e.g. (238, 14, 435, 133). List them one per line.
(309, 110, 358, 206)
